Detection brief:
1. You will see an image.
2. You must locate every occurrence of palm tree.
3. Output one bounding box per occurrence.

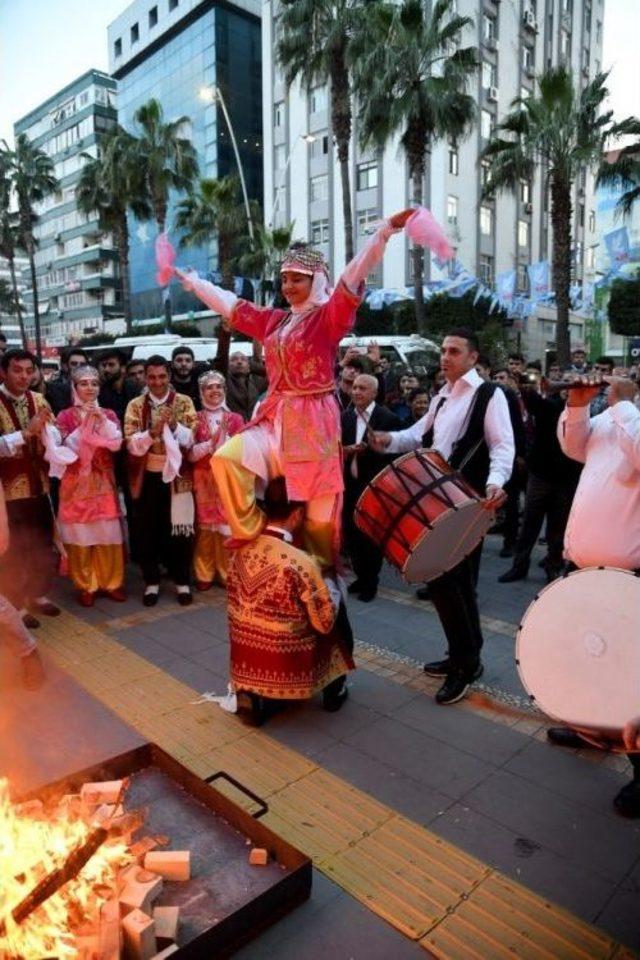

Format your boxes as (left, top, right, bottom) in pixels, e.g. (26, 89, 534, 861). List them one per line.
(237, 222, 294, 304)
(277, 0, 370, 264)
(76, 127, 151, 334)
(596, 119, 640, 218)
(8, 134, 58, 359)
(351, 0, 477, 327)
(0, 146, 27, 347)
(131, 98, 199, 326)
(175, 175, 257, 291)
(482, 67, 636, 367)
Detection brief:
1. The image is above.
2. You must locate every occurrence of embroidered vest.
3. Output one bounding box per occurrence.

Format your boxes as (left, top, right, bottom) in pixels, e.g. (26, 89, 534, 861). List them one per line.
(0, 391, 48, 501)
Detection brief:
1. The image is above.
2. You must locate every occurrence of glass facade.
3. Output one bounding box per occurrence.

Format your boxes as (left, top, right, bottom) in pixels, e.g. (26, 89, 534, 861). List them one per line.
(116, 5, 262, 319)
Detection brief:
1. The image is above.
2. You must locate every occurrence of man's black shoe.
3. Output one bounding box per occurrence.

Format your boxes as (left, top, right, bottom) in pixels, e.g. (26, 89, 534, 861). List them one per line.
(613, 780, 640, 818)
(177, 590, 193, 607)
(358, 587, 377, 603)
(435, 672, 470, 705)
(415, 585, 431, 600)
(347, 579, 363, 595)
(323, 683, 349, 712)
(498, 566, 529, 583)
(546, 727, 590, 748)
(143, 590, 159, 608)
(424, 658, 484, 681)
(499, 545, 514, 558)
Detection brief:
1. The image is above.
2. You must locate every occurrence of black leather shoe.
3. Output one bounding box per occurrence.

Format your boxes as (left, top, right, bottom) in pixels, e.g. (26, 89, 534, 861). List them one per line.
(499, 545, 514, 558)
(435, 672, 470, 705)
(613, 780, 640, 818)
(498, 566, 529, 583)
(323, 684, 349, 712)
(358, 587, 377, 602)
(347, 579, 363, 595)
(415, 585, 431, 600)
(424, 658, 484, 681)
(177, 590, 193, 607)
(547, 727, 589, 749)
(143, 590, 159, 607)
(22, 612, 40, 630)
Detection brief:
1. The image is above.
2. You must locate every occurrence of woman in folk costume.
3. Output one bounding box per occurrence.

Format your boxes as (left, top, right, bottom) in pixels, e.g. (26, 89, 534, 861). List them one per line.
(52, 365, 126, 607)
(177, 208, 414, 568)
(189, 371, 244, 590)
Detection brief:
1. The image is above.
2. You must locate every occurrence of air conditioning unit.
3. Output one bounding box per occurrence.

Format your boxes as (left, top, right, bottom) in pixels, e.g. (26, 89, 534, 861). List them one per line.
(523, 10, 537, 29)
(524, 202, 533, 214)
(488, 86, 499, 103)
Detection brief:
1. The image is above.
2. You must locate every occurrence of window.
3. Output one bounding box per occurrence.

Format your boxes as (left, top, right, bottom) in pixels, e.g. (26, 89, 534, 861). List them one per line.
(522, 45, 533, 71)
(480, 205, 493, 235)
(79, 91, 89, 106)
(309, 86, 328, 113)
(310, 174, 328, 201)
(114, 37, 122, 58)
(518, 220, 529, 247)
(588, 209, 596, 232)
(130, 23, 139, 44)
(478, 255, 493, 285)
(481, 110, 493, 140)
(149, 6, 158, 27)
(560, 31, 570, 59)
(274, 102, 284, 127)
(578, 203, 585, 227)
(357, 208, 378, 235)
(517, 264, 529, 291)
(446, 195, 458, 225)
(449, 146, 458, 175)
(481, 159, 491, 187)
(520, 180, 531, 204)
(520, 85, 531, 104)
(309, 134, 329, 159)
(169, 0, 178, 10)
(482, 61, 496, 90)
(310, 219, 330, 244)
(274, 144, 286, 172)
(585, 0, 592, 30)
(357, 160, 378, 191)
(483, 15, 496, 41)
(587, 246, 596, 270)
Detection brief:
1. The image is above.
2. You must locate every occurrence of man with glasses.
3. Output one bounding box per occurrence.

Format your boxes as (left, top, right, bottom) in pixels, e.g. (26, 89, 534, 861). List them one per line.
(590, 357, 615, 416)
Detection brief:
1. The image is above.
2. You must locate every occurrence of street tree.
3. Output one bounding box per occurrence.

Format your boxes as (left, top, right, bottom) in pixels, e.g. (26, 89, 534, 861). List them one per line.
(76, 126, 151, 334)
(6, 134, 58, 359)
(237, 222, 294, 304)
(351, 0, 477, 328)
(596, 119, 640, 218)
(482, 67, 637, 367)
(0, 147, 26, 346)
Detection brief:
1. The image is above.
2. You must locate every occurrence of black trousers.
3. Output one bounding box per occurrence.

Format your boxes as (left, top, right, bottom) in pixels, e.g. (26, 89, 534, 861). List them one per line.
(428, 540, 484, 676)
(513, 473, 576, 571)
(343, 485, 384, 590)
(502, 465, 527, 548)
(135, 473, 193, 587)
(0, 495, 57, 608)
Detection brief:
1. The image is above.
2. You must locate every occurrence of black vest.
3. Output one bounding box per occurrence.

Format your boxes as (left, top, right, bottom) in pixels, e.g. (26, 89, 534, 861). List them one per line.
(424, 381, 498, 493)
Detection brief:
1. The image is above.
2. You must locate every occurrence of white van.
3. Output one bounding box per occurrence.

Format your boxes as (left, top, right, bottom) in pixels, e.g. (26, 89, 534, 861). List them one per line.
(339, 334, 440, 374)
(110, 334, 254, 363)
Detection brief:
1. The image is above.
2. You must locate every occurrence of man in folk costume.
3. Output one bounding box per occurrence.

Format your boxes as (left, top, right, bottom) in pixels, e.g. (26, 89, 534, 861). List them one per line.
(0, 349, 61, 628)
(227, 479, 354, 726)
(124, 355, 197, 606)
(176, 208, 414, 568)
(52, 366, 126, 607)
(188, 371, 243, 590)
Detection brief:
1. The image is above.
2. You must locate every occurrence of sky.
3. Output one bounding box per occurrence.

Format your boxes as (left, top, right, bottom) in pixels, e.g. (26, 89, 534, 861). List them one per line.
(0, 0, 639, 147)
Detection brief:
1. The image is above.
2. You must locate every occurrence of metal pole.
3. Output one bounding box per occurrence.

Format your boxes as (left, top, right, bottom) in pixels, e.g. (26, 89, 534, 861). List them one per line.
(214, 87, 254, 246)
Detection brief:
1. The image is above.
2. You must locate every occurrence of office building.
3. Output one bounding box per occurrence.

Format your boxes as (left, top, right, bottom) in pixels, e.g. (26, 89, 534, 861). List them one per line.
(0, 255, 29, 348)
(14, 70, 120, 346)
(108, 0, 262, 320)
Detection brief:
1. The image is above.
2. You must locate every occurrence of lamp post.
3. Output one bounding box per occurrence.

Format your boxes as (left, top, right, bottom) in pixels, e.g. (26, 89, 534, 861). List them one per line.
(199, 85, 254, 246)
(269, 133, 316, 227)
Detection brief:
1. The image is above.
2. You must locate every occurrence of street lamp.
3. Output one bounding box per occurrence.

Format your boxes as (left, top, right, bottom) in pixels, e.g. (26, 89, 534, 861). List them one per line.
(269, 133, 316, 227)
(199, 85, 254, 246)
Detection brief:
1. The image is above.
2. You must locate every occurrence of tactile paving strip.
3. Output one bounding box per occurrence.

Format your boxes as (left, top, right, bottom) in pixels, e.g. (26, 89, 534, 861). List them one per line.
(36, 610, 636, 958)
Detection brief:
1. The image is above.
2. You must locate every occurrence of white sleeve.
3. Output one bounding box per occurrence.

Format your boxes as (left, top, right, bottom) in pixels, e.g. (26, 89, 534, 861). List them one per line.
(0, 431, 25, 456)
(188, 439, 214, 462)
(322, 575, 342, 614)
(484, 389, 515, 489)
(64, 426, 83, 453)
(609, 400, 640, 471)
(557, 404, 590, 464)
(340, 221, 401, 294)
(174, 421, 194, 449)
(179, 270, 238, 319)
(127, 430, 153, 456)
(386, 399, 437, 454)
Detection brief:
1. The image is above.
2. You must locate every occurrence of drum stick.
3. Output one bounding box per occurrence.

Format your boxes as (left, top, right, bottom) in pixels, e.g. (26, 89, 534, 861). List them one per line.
(355, 409, 373, 444)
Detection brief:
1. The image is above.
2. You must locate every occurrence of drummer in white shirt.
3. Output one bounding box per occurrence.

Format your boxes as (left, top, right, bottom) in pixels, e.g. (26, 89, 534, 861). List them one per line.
(370, 328, 514, 705)
(548, 374, 640, 817)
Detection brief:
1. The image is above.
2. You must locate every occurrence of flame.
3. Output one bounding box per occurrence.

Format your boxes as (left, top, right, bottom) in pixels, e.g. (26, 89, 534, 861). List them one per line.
(0, 778, 131, 959)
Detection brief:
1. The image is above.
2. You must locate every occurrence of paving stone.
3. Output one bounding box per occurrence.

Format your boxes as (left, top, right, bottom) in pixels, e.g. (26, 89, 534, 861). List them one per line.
(139, 615, 212, 654)
(162, 657, 226, 693)
(348, 668, 420, 715)
(113, 628, 178, 666)
(594, 887, 640, 950)
(187, 642, 231, 674)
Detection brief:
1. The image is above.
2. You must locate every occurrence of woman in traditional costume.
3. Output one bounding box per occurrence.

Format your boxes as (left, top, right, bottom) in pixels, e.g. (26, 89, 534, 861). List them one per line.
(177, 208, 413, 568)
(53, 365, 126, 606)
(188, 371, 243, 590)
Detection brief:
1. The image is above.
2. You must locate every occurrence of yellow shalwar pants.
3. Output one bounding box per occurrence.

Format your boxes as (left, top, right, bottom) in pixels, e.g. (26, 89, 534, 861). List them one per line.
(65, 544, 124, 594)
(210, 435, 338, 569)
(193, 528, 228, 586)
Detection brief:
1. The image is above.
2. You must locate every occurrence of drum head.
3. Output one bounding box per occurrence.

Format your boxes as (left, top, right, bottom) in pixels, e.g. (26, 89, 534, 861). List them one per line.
(516, 568, 640, 732)
(402, 500, 492, 583)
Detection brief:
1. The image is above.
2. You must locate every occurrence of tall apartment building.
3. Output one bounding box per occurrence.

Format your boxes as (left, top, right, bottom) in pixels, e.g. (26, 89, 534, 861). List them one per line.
(0, 255, 28, 347)
(13, 70, 120, 347)
(108, 0, 262, 320)
(263, 0, 605, 360)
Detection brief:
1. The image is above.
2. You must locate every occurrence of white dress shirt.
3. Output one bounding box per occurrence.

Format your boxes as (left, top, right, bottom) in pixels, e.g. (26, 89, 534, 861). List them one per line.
(350, 401, 375, 478)
(558, 400, 640, 568)
(386, 369, 514, 489)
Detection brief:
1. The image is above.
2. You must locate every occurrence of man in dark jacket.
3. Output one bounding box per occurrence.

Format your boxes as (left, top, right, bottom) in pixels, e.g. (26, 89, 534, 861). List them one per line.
(45, 347, 88, 414)
(170, 345, 202, 410)
(342, 374, 400, 602)
(99, 348, 140, 424)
